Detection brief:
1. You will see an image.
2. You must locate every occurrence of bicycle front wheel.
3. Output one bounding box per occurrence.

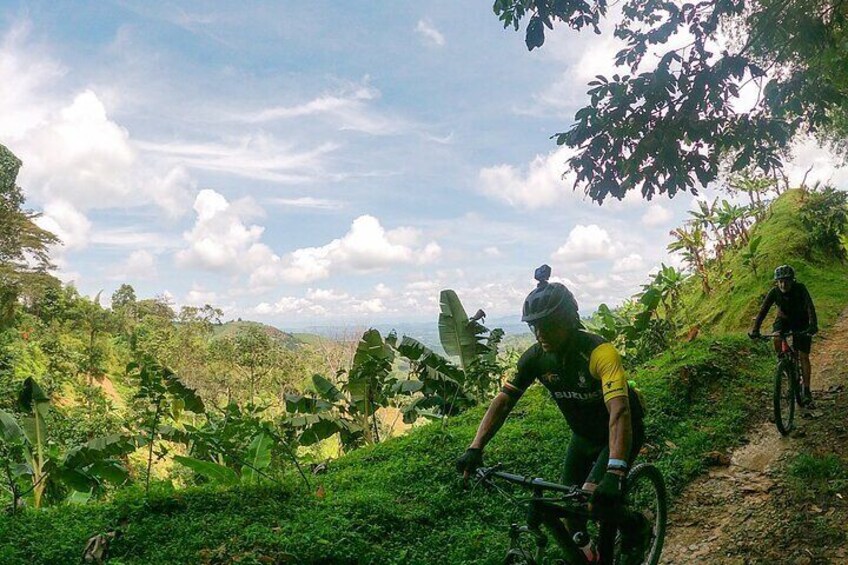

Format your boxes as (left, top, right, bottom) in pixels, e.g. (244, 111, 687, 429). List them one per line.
(617, 463, 668, 565)
(774, 359, 796, 436)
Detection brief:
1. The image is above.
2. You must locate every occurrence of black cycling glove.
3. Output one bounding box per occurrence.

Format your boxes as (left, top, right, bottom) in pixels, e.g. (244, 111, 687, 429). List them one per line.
(807, 324, 818, 336)
(455, 447, 483, 475)
(591, 471, 626, 515)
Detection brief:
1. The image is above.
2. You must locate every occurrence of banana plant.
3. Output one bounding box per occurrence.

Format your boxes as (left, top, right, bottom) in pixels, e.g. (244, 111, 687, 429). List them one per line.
(437, 290, 504, 402)
(17, 377, 50, 508)
(173, 429, 274, 486)
(741, 235, 765, 276)
(394, 335, 475, 422)
(283, 329, 396, 451)
(668, 225, 711, 294)
(129, 360, 205, 496)
(346, 328, 396, 443)
(0, 379, 133, 510)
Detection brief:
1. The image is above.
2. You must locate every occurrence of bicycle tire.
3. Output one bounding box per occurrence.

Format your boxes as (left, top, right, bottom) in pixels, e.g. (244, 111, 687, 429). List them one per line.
(774, 359, 795, 435)
(617, 463, 668, 565)
(792, 358, 804, 407)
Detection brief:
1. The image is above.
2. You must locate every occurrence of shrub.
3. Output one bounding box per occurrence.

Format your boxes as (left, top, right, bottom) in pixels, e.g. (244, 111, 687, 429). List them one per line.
(799, 185, 848, 260)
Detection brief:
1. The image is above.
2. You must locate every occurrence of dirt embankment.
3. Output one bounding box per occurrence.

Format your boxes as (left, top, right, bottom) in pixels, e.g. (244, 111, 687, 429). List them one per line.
(662, 308, 848, 564)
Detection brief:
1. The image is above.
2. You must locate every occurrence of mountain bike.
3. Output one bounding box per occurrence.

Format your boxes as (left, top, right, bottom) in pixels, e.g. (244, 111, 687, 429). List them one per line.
(474, 463, 667, 564)
(754, 331, 811, 436)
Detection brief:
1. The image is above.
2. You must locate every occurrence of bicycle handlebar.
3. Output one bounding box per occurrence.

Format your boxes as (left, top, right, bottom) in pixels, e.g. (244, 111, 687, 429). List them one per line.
(475, 465, 589, 498)
(752, 331, 812, 339)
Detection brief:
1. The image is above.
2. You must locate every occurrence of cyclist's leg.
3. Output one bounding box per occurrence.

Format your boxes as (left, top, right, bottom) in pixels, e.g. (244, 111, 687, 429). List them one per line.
(772, 320, 785, 353)
(562, 433, 603, 489)
(794, 333, 813, 405)
(795, 335, 812, 389)
(561, 434, 602, 534)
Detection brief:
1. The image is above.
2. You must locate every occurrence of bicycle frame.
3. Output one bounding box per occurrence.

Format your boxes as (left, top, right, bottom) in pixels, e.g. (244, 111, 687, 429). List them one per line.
(761, 331, 805, 380)
(476, 467, 620, 564)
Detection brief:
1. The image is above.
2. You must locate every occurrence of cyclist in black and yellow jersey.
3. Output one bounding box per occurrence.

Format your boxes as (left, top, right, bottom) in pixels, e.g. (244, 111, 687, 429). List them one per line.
(456, 264, 647, 562)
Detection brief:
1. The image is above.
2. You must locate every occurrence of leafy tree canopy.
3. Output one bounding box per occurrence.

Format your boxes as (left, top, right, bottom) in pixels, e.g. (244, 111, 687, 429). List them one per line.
(494, 0, 848, 203)
(0, 144, 59, 278)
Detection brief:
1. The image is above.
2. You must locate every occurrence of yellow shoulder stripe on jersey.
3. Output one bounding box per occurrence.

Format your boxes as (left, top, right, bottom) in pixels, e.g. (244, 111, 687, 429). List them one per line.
(589, 343, 628, 403)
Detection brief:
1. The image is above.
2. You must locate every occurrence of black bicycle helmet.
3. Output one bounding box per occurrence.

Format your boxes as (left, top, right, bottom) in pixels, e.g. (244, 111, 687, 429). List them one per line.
(521, 264, 580, 326)
(773, 264, 795, 280)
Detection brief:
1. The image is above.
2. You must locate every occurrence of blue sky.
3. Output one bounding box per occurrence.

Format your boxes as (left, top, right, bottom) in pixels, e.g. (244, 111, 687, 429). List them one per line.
(2, 1, 845, 329)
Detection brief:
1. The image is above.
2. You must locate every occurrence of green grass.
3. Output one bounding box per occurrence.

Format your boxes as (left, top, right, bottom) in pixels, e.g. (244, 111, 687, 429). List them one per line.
(680, 190, 848, 334)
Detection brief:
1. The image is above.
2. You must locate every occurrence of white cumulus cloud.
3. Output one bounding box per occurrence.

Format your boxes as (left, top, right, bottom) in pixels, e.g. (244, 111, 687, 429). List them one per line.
(271, 215, 442, 284)
(641, 204, 673, 227)
(552, 224, 620, 264)
(416, 19, 445, 47)
(612, 253, 645, 273)
(35, 199, 91, 251)
(478, 147, 577, 209)
(176, 189, 268, 270)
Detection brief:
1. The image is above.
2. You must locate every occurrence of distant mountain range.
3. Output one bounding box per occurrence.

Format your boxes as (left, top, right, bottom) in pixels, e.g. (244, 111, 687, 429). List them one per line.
(281, 316, 532, 352)
(216, 316, 533, 353)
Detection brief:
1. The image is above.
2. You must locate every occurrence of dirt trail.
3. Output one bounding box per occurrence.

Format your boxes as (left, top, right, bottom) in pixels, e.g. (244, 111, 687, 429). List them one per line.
(661, 308, 848, 564)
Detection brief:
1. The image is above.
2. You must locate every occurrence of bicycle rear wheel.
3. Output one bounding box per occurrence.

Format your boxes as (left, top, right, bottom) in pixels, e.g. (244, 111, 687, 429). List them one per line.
(616, 463, 667, 565)
(774, 359, 796, 435)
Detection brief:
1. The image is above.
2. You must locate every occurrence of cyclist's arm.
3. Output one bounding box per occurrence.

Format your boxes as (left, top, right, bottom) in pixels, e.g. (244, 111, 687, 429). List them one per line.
(590, 344, 633, 467)
(752, 288, 777, 331)
(803, 285, 818, 328)
(469, 349, 535, 449)
(606, 395, 632, 468)
(469, 391, 518, 449)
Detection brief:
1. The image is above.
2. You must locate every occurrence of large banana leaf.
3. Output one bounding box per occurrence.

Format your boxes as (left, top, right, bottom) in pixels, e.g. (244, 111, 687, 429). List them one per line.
(241, 432, 273, 483)
(396, 336, 474, 414)
(284, 393, 333, 414)
(17, 378, 49, 507)
(18, 377, 49, 446)
(163, 370, 205, 413)
(312, 374, 344, 403)
(174, 456, 239, 486)
(63, 434, 136, 469)
(87, 460, 129, 485)
(0, 410, 24, 444)
(438, 290, 491, 371)
(347, 329, 395, 413)
(285, 414, 353, 446)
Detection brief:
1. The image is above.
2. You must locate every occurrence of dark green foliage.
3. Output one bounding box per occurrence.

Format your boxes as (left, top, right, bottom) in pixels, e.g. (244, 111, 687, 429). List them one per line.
(0, 145, 60, 327)
(587, 264, 684, 367)
(0, 144, 59, 277)
(799, 185, 848, 260)
(493, 1, 848, 202)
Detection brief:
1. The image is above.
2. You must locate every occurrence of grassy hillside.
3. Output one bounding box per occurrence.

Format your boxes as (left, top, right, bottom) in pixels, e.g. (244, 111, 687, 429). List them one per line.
(213, 320, 305, 349)
(0, 337, 774, 564)
(2, 190, 846, 564)
(681, 189, 848, 333)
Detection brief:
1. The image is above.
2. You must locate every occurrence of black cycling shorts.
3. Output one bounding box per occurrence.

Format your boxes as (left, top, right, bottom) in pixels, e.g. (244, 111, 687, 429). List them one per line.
(560, 422, 645, 487)
(772, 319, 812, 354)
